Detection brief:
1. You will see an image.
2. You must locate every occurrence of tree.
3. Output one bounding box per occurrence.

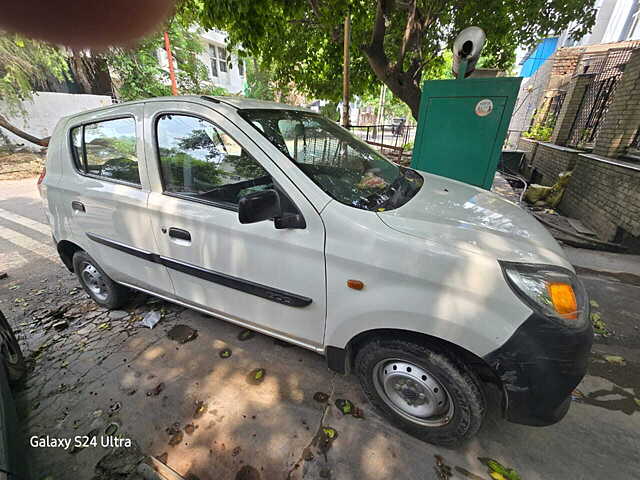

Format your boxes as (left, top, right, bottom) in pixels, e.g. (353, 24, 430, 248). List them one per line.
(0, 20, 223, 147)
(186, 0, 595, 119)
(0, 33, 70, 146)
(0, 34, 70, 113)
(245, 58, 276, 101)
(106, 21, 219, 101)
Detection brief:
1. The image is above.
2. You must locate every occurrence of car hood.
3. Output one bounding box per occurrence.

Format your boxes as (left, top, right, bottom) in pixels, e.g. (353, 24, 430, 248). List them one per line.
(377, 172, 570, 266)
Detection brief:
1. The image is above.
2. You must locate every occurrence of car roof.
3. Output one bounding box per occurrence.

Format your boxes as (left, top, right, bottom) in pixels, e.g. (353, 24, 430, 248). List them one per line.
(64, 95, 312, 121)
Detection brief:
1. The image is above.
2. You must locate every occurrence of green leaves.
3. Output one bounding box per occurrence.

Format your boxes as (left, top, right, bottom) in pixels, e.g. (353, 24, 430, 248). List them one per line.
(0, 34, 70, 115)
(105, 19, 216, 102)
(186, 0, 595, 116)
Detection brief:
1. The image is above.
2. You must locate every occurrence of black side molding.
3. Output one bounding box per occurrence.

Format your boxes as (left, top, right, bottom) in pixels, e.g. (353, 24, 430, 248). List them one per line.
(158, 256, 312, 307)
(86, 233, 312, 308)
(86, 233, 156, 262)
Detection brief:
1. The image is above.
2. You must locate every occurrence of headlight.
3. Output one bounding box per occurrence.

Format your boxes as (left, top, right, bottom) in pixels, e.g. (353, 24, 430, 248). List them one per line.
(500, 261, 588, 327)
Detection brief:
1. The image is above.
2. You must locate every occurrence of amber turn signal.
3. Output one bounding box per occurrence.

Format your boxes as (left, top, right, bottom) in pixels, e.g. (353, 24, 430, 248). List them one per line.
(347, 279, 364, 290)
(547, 282, 578, 319)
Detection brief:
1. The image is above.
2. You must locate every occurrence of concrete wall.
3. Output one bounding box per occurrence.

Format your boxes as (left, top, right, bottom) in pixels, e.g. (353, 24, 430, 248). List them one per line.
(560, 154, 640, 244)
(1, 92, 112, 151)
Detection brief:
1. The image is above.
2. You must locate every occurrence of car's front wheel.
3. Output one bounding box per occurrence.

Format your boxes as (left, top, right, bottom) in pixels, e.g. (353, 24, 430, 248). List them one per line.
(73, 251, 129, 309)
(355, 338, 486, 446)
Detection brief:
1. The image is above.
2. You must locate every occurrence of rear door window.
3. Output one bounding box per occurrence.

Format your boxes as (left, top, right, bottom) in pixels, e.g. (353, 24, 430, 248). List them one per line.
(71, 117, 141, 185)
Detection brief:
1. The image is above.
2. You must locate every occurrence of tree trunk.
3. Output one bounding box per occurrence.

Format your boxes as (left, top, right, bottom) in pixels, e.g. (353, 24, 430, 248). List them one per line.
(0, 115, 50, 147)
(361, 0, 423, 120)
(71, 50, 94, 94)
(362, 47, 422, 120)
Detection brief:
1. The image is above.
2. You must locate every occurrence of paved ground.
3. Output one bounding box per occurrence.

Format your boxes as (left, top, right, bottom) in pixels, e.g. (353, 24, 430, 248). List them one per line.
(1, 178, 639, 480)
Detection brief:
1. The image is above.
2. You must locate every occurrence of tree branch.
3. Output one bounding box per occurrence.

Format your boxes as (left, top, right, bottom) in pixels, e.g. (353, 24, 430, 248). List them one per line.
(308, 0, 322, 20)
(0, 114, 50, 147)
(369, 0, 389, 51)
(397, 0, 419, 67)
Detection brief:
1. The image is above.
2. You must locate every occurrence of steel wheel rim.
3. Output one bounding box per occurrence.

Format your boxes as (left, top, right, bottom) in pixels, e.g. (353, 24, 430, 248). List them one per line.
(373, 358, 454, 427)
(0, 328, 20, 365)
(81, 262, 109, 301)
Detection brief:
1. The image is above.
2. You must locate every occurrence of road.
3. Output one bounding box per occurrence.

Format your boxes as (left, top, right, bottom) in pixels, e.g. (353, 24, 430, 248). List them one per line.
(1, 177, 639, 480)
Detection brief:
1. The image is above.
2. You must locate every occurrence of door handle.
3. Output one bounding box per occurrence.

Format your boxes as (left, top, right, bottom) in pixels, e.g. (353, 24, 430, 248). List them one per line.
(168, 227, 191, 242)
(72, 201, 85, 213)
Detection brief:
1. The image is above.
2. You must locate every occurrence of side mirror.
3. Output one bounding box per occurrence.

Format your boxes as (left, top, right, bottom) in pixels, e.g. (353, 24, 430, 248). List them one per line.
(238, 189, 282, 224)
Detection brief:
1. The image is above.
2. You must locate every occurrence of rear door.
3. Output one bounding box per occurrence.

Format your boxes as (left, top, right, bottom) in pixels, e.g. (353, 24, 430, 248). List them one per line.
(61, 106, 174, 295)
(143, 101, 326, 349)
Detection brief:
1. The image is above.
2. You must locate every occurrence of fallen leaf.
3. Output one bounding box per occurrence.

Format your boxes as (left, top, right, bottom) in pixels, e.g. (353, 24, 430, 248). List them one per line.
(238, 329, 255, 341)
(334, 398, 353, 415)
(147, 383, 165, 396)
(322, 427, 337, 439)
(194, 400, 208, 418)
(313, 392, 329, 403)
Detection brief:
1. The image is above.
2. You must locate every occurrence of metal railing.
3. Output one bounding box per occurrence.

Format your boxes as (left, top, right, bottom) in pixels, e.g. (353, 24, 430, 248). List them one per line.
(347, 123, 417, 163)
(540, 91, 566, 129)
(568, 45, 638, 148)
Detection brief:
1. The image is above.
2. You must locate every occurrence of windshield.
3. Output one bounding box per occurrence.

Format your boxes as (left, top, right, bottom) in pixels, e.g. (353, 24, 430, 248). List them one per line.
(238, 109, 423, 211)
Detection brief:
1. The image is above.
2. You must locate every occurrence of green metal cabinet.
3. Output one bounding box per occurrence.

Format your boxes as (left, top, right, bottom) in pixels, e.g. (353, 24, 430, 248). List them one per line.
(411, 77, 521, 190)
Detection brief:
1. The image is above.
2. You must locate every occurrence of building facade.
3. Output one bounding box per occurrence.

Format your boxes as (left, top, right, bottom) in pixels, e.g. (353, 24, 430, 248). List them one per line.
(197, 29, 246, 94)
(157, 28, 246, 95)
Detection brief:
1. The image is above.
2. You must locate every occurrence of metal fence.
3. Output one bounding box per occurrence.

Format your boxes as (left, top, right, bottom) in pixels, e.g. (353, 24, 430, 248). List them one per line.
(567, 45, 639, 147)
(539, 91, 566, 129)
(347, 123, 417, 163)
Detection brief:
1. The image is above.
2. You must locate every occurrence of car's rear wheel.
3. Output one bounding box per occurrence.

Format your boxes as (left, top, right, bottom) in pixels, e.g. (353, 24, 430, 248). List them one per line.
(355, 338, 485, 446)
(73, 251, 129, 309)
(0, 310, 26, 384)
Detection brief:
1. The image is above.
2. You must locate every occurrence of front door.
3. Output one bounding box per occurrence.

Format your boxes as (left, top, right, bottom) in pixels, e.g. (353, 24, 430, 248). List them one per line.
(143, 102, 326, 349)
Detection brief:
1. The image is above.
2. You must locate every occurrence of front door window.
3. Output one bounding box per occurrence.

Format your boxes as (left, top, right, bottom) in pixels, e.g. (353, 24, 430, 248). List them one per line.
(156, 114, 271, 207)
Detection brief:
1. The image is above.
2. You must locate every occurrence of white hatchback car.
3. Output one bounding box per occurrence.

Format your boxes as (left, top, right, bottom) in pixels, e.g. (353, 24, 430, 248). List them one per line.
(39, 96, 592, 445)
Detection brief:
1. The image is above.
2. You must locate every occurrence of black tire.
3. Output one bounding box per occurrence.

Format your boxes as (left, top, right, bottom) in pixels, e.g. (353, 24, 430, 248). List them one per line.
(355, 338, 485, 447)
(0, 310, 27, 385)
(72, 251, 130, 309)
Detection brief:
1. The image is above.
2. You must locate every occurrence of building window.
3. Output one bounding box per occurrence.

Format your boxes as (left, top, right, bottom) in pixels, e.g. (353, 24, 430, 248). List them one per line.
(209, 45, 218, 77)
(238, 59, 245, 77)
(217, 47, 228, 73)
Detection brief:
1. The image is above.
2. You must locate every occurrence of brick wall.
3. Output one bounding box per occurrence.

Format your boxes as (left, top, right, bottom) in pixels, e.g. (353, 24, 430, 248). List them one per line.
(529, 143, 580, 185)
(560, 154, 640, 243)
(551, 47, 584, 76)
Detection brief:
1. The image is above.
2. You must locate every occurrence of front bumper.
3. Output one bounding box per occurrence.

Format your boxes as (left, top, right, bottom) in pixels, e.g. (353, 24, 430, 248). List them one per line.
(484, 311, 593, 426)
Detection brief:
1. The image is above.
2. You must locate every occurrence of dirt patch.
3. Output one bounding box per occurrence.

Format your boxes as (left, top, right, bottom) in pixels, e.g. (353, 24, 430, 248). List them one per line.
(0, 151, 45, 180)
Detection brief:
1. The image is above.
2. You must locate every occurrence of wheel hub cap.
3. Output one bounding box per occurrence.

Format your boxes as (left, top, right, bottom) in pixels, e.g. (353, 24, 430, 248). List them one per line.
(373, 359, 454, 426)
(81, 263, 108, 301)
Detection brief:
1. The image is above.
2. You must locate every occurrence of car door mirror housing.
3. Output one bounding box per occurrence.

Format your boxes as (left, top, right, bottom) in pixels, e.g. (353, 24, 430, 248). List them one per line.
(238, 189, 282, 224)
